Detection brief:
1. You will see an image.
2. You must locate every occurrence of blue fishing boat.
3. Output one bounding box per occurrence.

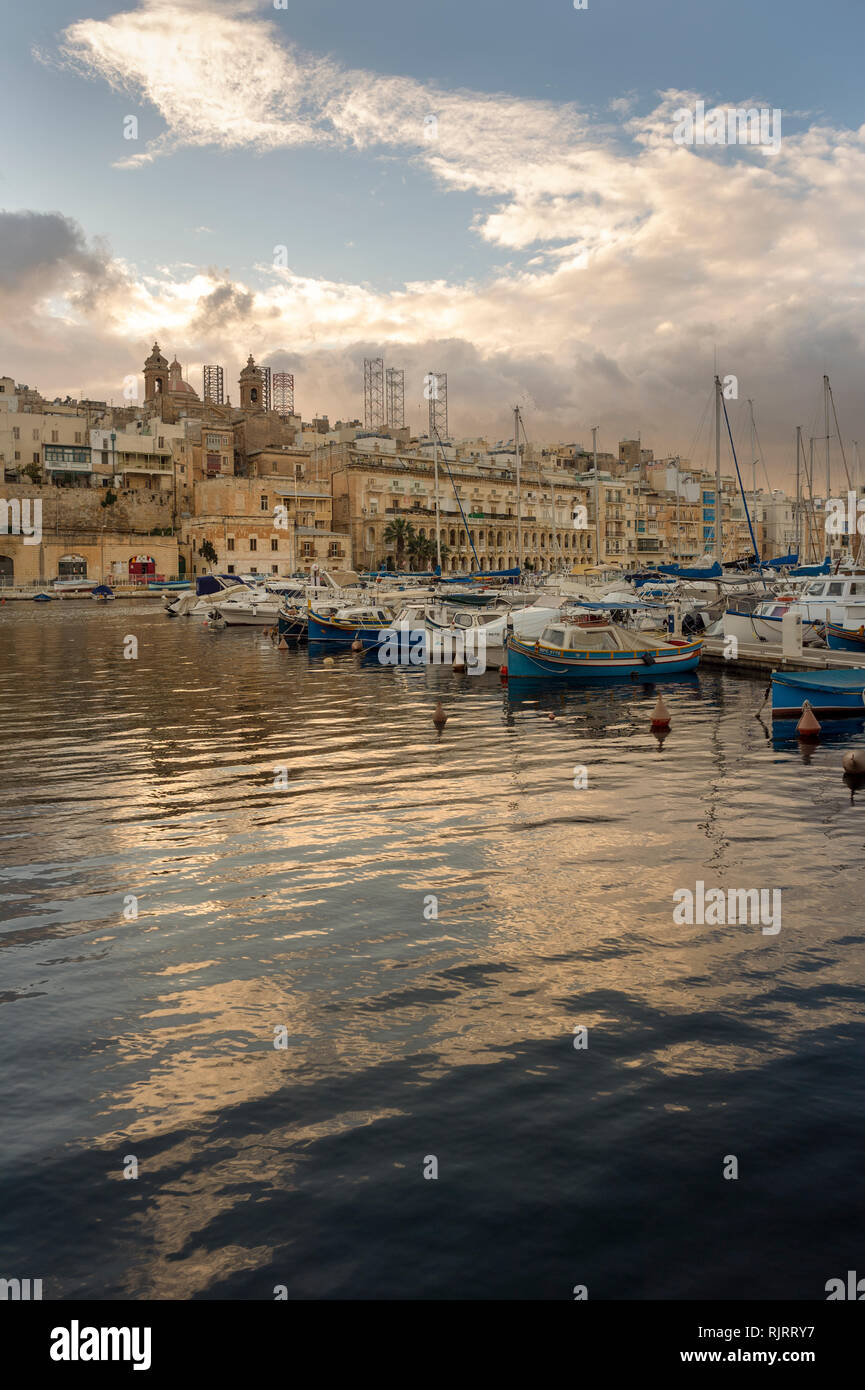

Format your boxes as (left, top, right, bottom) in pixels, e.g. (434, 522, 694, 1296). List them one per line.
(276, 605, 308, 645)
(307, 604, 393, 647)
(824, 622, 865, 654)
(91, 584, 114, 602)
(506, 616, 702, 680)
(771, 668, 865, 719)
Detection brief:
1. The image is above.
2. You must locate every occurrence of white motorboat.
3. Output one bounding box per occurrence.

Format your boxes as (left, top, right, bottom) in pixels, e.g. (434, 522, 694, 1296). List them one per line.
(212, 589, 282, 625)
(789, 572, 865, 627)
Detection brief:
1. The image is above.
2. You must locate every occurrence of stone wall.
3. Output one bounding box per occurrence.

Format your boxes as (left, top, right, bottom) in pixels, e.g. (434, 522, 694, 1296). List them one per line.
(0, 480, 175, 534)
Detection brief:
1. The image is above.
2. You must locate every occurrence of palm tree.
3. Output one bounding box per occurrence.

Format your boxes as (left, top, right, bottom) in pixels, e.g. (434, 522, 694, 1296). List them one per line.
(384, 517, 415, 570)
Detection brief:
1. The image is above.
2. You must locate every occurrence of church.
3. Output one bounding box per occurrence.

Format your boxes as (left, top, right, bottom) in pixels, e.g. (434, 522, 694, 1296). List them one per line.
(142, 344, 272, 424)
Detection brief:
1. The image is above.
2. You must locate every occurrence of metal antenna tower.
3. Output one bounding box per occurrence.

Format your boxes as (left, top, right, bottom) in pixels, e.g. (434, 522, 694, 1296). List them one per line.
(427, 371, 448, 439)
(363, 358, 385, 430)
(386, 367, 405, 428)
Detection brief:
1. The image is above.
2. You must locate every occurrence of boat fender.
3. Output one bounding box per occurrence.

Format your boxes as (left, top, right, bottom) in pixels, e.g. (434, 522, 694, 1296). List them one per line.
(641, 652, 656, 665)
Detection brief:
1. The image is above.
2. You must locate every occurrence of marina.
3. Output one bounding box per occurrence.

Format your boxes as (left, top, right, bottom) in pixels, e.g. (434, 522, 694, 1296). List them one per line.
(4, 0, 865, 1335)
(3, 596, 865, 1305)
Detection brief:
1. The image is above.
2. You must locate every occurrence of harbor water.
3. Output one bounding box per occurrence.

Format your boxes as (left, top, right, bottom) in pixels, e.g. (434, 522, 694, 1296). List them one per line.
(1, 602, 864, 1299)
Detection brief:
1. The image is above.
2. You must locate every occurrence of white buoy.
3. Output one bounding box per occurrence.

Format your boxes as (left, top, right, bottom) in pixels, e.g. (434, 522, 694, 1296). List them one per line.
(797, 700, 821, 739)
(650, 694, 671, 728)
(842, 749, 865, 774)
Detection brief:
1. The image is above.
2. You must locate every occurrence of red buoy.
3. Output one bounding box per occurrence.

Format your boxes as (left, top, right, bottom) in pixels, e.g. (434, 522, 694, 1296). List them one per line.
(797, 700, 821, 739)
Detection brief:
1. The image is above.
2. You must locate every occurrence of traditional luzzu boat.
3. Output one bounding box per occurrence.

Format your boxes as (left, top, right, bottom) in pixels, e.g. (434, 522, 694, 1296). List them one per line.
(771, 668, 865, 720)
(276, 604, 308, 645)
(307, 604, 394, 647)
(824, 621, 865, 653)
(505, 615, 703, 680)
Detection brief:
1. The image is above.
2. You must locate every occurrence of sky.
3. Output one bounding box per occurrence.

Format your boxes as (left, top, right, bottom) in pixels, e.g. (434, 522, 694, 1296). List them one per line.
(2, 0, 865, 490)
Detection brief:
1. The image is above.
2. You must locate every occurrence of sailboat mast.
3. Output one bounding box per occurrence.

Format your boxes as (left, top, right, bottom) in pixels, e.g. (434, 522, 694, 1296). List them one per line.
(809, 436, 816, 561)
(515, 405, 524, 573)
(824, 373, 831, 500)
(675, 457, 681, 564)
(433, 432, 442, 572)
(592, 426, 600, 567)
(801, 422, 806, 558)
(748, 399, 757, 505)
(714, 375, 723, 564)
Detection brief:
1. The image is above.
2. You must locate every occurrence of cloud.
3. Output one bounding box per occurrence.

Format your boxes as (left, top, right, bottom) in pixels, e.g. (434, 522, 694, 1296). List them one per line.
(0, 209, 116, 301)
(14, 3, 865, 483)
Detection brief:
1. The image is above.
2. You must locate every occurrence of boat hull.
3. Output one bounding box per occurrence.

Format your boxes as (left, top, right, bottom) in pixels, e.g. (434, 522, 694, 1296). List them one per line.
(506, 634, 702, 680)
(276, 612, 308, 644)
(825, 623, 865, 653)
(308, 611, 388, 645)
(771, 668, 865, 719)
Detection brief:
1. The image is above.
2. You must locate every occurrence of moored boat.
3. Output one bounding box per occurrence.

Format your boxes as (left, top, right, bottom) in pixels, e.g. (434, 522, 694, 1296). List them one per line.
(824, 622, 865, 653)
(307, 604, 394, 646)
(505, 616, 703, 680)
(771, 668, 865, 720)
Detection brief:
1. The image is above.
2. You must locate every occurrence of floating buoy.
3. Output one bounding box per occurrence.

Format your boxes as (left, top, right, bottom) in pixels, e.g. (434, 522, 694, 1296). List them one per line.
(650, 694, 671, 728)
(324, 656, 335, 666)
(433, 700, 447, 729)
(499, 664, 508, 680)
(796, 700, 821, 739)
(351, 639, 363, 651)
(548, 712, 556, 721)
(278, 637, 288, 650)
(842, 749, 865, 774)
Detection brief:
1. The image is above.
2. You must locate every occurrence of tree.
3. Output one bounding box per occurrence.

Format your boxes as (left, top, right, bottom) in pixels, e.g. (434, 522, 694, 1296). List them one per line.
(383, 517, 415, 570)
(198, 539, 218, 567)
(22, 463, 42, 485)
(407, 531, 434, 572)
(100, 488, 118, 508)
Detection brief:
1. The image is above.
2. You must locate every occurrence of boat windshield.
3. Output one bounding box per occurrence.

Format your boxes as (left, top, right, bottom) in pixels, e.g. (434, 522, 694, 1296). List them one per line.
(805, 583, 825, 596)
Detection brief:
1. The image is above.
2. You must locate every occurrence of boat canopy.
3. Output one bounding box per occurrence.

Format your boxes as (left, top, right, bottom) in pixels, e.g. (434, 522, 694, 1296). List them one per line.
(657, 561, 723, 579)
(789, 559, 830, 576)
(442, 567, 521, 584)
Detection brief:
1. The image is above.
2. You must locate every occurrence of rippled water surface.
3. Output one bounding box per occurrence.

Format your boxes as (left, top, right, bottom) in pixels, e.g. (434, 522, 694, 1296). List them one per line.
(2, 601, 865, 1300)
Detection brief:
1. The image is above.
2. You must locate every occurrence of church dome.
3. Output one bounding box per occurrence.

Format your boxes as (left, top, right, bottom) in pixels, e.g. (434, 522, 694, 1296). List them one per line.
(167, 356, 199, 398)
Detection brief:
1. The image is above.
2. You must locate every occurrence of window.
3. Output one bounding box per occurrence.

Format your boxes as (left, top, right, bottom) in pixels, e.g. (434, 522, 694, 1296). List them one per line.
(32, 429, 40, 441)
(271, 538, 278, 551)
(74, 433, 82, 444)
(51, 430, 58, 443)
(271, 564, 278, 574)
(826, 583, 844, 595)
(227, 538, 235, 551)
(12, 427, 19, 440)
(249, 538, 257, 551)
(250, 565, 258, 573)
(227, 564, 235, 574)
(260, 495, 268, 511)
(33, 453, 39, 464)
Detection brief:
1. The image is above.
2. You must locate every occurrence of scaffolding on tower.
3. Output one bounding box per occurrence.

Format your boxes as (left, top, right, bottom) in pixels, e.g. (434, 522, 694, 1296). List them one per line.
(202, 365, 224, 405)
(364, 358, 385, 430)
(261, 366, 272, 413)
(272, 372, 295, 417)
